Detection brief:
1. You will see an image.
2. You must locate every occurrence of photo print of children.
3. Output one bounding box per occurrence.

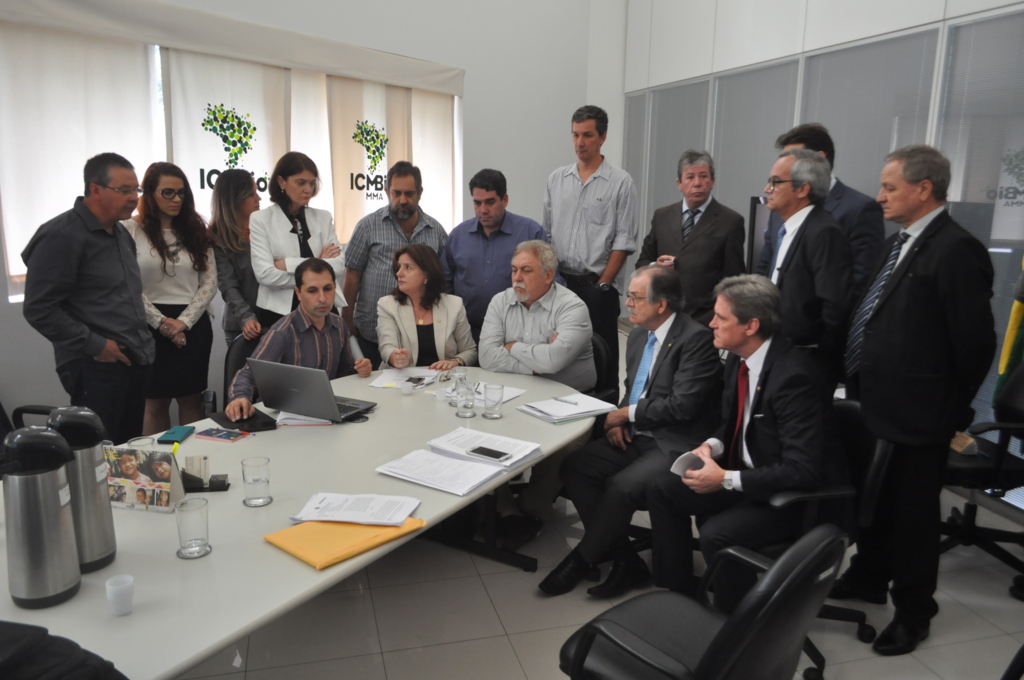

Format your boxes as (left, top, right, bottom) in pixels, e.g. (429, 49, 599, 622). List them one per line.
(109, 484, 127, 503)
(106, 448, 153, 483)
(134, 487, 152, 507)
(156, 490, 171, 508)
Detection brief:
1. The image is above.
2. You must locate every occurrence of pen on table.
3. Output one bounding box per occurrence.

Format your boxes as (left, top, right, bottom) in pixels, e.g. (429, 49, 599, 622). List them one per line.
(171, 442, 179, 456)
(553, 396, 578, 405)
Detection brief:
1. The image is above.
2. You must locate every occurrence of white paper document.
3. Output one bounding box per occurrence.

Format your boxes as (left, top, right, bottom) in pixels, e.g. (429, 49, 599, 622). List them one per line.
(428, 427, 542, 468)
(289, 493, 421, 526)
(444, 382, 526, 406)
(669, 452, 705, 476)
(370, 368, 438, 389)
(517, 393, 616, 423)
(376, 449, 505, 496)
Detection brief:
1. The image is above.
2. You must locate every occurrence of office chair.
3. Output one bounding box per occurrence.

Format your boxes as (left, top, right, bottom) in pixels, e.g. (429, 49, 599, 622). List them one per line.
(588, 334, 618, 405)
(1003, 639, 1024, 680)
(559, 523, 847, 680)
(222, 335, 262, 401)
(0, 398, 58, 439)
(941, 363, 1024, 600)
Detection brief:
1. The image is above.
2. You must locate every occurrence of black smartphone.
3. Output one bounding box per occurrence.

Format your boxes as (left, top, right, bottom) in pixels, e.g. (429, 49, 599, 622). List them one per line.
(467, 445, 512, 462)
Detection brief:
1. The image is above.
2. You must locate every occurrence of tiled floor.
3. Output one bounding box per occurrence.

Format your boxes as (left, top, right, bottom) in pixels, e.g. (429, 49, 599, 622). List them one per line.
(172, 331, 1024, 680)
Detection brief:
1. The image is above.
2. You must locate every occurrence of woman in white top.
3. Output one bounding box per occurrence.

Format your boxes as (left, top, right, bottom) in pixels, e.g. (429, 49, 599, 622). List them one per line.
(125, 162, 216, 434)
(249, 152, 345, 327)
(377, 244, 476, 370)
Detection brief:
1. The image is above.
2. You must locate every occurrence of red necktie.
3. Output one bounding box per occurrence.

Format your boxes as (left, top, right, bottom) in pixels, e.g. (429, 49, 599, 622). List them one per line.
(727, 361, 749, 470)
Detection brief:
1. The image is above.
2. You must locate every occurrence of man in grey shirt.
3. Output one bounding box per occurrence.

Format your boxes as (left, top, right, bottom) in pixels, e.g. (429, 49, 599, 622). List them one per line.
(480, 240, 596, 541)
(342, 161, 446, 368)
(543, 105, 637, 400)
(22, 153, 155, 443)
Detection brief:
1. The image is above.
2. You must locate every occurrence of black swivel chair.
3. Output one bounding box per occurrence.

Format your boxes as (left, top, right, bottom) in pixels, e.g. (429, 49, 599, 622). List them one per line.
(588, 334, 618, 405)
(941, 363, 1024, 601)
(222, 335, 262, 401)
(559, 523, 847, 680)
(0, 399, 58, 439)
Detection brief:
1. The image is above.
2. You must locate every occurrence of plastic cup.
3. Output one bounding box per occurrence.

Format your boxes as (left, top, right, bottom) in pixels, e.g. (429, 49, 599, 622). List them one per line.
(105, 575, 134, 616)
(175, 497, 212, 559)
(242, 457, 272, 507)
(483, 384, 504, 420)
(401, 381, 414, 396)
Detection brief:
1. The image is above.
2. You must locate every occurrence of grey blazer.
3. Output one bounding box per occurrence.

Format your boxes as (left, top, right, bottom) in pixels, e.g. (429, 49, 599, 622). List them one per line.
(376, 293, 478, 368)
(214, 243, 259, 340)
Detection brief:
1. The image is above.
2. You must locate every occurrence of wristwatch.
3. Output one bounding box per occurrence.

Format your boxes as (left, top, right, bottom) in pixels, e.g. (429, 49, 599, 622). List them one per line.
(596, 282, 612, 292)
(722, 470, 735, 491)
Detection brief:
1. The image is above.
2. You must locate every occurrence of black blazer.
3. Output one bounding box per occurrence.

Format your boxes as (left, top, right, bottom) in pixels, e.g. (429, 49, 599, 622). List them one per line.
(760, 179, 884, 296)
(623, 312, 723, 453)
(853, 210, 995, 445)
(770, 206, 852, 374)
(636, 198, 745, 325)
(716, 337, 833, 502)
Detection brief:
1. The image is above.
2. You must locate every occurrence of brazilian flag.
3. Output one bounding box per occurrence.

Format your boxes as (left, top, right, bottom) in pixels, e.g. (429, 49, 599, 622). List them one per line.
(995, 255, 1024, 403)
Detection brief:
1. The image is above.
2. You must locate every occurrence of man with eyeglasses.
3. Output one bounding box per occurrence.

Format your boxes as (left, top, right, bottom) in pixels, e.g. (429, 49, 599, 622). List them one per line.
(22, 152, 155, 444)
(761, 149, 852, 389)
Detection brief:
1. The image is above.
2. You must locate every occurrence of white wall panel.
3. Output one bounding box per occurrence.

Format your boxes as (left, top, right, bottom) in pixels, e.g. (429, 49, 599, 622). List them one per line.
(648, 0, 715, 87)
(712, 0, 806, 73)
(945, 0, 1024, 18)
(587, 0, 628, 167)
(625, 0, 653, 92)
(804, 0, 944, 51)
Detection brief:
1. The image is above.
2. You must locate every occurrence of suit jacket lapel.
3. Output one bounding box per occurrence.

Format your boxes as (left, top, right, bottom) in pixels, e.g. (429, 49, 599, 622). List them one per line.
(824, 180, 844, 215)
(776, 208, 816, 285)
(679, 199, 718, 252)
(398, 302, 418, 362)
(433, 299, 448, 361)
(873, 212, 946, 314)
(646, 315, 685, 388)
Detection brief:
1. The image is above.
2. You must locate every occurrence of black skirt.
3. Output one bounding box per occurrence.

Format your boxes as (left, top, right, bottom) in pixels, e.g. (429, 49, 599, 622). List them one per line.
(147, 304, 213, 399)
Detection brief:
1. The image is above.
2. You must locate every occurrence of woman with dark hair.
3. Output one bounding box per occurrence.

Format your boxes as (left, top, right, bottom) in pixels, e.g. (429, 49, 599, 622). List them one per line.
(376, 244, 476, 370)
(146, 450, 175, 483)
(249, 152, 345, 327)
(210, 169, 263, 344)
(125, 162, 216, 435)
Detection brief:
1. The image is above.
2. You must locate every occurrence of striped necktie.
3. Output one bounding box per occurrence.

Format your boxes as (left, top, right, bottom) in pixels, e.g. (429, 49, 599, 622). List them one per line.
(844, 231, 910, 378)
(681, 208, 699, 242)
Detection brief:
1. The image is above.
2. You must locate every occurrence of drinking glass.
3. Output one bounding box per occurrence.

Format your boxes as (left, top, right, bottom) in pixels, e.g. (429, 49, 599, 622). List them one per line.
(449, 366, 468, 407)
(482, 383, 504, 419)
(456, 381, 477, 418)
(241, 457, 272, 507)
(175, 497, 212, 559)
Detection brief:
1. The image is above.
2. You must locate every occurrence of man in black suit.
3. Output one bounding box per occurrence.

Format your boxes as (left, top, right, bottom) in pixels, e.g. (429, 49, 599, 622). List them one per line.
(540, 266, 723, 598)
(636, 150, 746, 325)
(646, 274, 832, 612)
(762, 149, 852, 388)
(758, 123, 884, 297)
(833, 145, 995, 655)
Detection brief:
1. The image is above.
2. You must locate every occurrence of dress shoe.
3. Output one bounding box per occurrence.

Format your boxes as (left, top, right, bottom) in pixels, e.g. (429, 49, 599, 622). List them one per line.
(586, 558, 651, 598)
(539, 549, 593, 595)
(872, 620, 929, 656)
(828, 576, 888, 605)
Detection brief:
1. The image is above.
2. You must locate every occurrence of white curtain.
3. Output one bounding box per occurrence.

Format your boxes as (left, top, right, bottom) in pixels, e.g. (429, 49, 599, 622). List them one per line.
(411, 89, 455, 234)
(289, 70, 335, 219)
(0, 21, 164, 295)
(166, 49, 288, 221)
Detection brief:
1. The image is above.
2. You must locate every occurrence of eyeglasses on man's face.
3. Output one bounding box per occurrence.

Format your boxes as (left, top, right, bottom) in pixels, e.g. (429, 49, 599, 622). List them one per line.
(765, 177, 795, 191)
(100, 185, 144, 196)
(625, 292, 648, 304)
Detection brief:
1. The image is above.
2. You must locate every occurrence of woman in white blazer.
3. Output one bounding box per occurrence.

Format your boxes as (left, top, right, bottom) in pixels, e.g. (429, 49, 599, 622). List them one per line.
(377, 244, 477, 370)
(249, 151, 345, 327)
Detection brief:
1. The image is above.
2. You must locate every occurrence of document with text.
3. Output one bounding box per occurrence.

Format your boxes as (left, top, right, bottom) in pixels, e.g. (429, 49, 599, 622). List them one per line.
(376, 449, 505, 496)
(289, 493, 422, 526)
(428, 427, 542, 468)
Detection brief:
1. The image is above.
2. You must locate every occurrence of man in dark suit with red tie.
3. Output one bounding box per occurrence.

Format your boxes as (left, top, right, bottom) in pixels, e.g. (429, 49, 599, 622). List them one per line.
(636, 150, 746, 325)
(758, 123, 885, 298)
(833, 145, 995, 656)
(646, 274, 834, 612)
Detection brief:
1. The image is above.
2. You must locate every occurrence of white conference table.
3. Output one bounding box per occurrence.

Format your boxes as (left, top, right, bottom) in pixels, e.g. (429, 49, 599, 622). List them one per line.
(0, 368, 593, 680)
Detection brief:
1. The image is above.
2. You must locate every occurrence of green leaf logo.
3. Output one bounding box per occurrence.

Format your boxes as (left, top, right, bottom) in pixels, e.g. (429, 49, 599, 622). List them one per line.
(352, 120, 388, 174)
(202, 104, 257, 169)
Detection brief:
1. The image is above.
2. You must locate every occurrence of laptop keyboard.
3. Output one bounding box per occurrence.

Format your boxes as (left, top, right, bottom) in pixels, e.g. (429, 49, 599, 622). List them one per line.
(335, 396, 369, 416)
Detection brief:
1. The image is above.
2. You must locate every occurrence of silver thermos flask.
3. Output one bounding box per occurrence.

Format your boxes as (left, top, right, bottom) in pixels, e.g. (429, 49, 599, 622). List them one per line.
(1, 426, 81, 608)
(48, 407, 117, 572)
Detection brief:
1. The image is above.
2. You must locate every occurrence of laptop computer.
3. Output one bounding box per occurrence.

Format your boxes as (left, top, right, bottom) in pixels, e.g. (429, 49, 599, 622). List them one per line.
(247, 358, 377, 423)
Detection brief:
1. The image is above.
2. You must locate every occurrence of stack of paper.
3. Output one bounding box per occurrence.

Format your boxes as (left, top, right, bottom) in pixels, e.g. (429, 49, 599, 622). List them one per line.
(428, 427, 542, 469)
(289, 493, 421, 526)
(369, 368, 438, 389)
(276, 411, 331, 426)
(376, 449, 505, 496)
(518, 394, 617, 423)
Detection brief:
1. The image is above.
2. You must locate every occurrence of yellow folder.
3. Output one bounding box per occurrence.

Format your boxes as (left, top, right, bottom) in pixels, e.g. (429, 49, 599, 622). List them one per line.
(264, 518, 428, 569)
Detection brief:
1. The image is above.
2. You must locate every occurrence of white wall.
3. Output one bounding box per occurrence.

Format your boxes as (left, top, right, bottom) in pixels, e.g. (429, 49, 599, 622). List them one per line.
(626, 0, 1022, 92)
(1, 0, 629, 417)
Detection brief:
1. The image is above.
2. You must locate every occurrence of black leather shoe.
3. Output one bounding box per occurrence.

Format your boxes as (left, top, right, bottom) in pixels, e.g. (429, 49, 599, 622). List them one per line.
(872, 620, 929, 656)
(586, 558, 651, 598)
(539, 550, 592, 595)
(829, 576, 888, 605)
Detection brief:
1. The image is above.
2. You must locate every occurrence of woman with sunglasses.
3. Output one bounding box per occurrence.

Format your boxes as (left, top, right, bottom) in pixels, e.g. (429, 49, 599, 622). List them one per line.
(249, 152, 345, 328)
(125, 162, 216, 435)
(210, 169, 263, 344)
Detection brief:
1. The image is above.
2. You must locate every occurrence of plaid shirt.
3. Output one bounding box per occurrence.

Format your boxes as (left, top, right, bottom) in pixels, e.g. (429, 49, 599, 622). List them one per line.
(345, 205, 446, 341)
(228, 306, 358, 401)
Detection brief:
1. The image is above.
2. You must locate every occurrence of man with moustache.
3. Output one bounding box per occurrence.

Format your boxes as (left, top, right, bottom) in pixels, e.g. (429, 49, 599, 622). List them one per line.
(343, 161, 446, 368)
(22, 153, 155, 444)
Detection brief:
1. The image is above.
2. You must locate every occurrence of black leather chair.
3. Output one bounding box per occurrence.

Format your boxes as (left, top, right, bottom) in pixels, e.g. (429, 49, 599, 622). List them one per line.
(941, 363, 1024, 601)
(588, 334, 618, 405)
(559, 523, 847, 680)
(0, 399, 58, 439)
(1003, 640, 1024, 680)
(222, 335, 262, 401)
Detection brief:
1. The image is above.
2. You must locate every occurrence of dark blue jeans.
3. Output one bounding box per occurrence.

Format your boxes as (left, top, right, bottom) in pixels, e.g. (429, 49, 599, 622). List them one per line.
(56, 359, 152, 444)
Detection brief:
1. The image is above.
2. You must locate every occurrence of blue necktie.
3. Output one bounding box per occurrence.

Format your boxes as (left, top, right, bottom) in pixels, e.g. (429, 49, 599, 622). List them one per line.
(845, 231, 910, 378)
(768, 224, 787, 280)
(628, 333, 658, 436)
